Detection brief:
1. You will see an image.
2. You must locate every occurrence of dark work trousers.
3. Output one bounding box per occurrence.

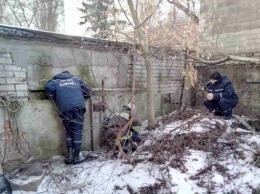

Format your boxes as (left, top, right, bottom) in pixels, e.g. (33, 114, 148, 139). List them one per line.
(203, 98, 237, 116)
(60, 108, 86, 150)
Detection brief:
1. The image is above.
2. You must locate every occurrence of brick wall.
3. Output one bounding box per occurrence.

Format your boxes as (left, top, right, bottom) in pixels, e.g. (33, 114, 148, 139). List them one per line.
(197, 0, 260, 118)
(0, 51, 28, 100)
(196, 63, 260, 118)
(200, 0, 260, 55)
(128, 54, 184, 94)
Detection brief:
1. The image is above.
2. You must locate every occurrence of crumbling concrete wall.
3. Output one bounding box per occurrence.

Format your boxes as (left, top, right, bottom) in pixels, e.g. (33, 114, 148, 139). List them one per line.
(0, 25, 189, 166)
(0, 51, 28, 99)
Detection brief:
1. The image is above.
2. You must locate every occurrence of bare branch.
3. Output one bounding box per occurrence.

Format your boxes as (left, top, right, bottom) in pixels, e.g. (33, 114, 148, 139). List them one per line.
(228, 55, 260, 64)
(5, 0, 23, 26)
(115, 116, 135, 164)
(167, 0, 199, 24)
(135, 0, 163, 30)
(186, 53, 260, 65)
(186, 53, 229, 65)
(118, 0, 134, 28)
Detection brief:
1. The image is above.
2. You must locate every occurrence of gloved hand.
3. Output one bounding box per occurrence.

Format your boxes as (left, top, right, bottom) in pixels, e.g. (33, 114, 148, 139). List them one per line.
(207, 93, 214, 101)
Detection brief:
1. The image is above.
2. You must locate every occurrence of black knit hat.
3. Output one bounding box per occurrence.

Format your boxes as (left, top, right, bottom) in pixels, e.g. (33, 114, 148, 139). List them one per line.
(210, 71, 222, 81)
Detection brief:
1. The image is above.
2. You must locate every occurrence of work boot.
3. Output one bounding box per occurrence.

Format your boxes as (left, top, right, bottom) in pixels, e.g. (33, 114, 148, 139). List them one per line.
(213, 109, 224, 116)
(132, 132, 142, 145)
(73, 150, 86, 165)
(131, 142, 138, 152)
(64, 147, 73, 164)
(224, 110, 232, 120)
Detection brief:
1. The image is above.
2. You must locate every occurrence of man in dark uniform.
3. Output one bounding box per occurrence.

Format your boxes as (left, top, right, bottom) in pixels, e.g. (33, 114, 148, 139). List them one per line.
(103, 103, 142, 152)
(45, 71, 92, 165)
(203, 71, 238, 120)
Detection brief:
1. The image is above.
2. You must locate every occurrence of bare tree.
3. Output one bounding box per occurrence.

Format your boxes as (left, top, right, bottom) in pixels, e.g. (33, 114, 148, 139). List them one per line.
(34, 0, 64, 31)
(1, 0, 64, 32)
(167, 0, 199, 24)
(0, 0, 6, 23)
(126, 0, 157, 129)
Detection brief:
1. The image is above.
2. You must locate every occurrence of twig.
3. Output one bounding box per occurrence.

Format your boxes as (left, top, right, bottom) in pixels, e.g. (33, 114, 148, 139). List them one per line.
(115, 116, 135, 164)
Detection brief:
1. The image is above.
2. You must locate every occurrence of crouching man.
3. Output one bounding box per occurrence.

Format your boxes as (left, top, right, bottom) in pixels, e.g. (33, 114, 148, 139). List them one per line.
(203, 71, 238, 120)
(103, 103, 142, 153)
(45, 71, 92, 165)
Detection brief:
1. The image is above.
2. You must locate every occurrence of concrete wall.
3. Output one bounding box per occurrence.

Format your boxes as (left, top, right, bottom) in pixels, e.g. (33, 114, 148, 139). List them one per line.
(129, 53, 184, 93)
(200, 0, 260, 55)
(0, 25, 190, 166)
(195, 64, 260, 118)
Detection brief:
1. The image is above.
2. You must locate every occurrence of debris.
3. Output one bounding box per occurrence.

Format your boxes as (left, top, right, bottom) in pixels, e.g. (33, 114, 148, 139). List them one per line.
(10, 171, 45, 192)
(233, 114, 255, 132)
(5, 108, 260, 194)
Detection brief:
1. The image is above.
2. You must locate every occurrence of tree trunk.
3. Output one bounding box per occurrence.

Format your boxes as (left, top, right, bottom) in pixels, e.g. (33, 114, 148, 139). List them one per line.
(127, 0, 156, 129)
(167, 0, 199, 24)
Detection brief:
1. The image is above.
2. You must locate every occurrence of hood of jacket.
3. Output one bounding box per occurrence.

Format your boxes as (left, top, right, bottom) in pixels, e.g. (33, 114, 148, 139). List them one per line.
(53, 71, 74, 80)
(209, 75, 229, 85)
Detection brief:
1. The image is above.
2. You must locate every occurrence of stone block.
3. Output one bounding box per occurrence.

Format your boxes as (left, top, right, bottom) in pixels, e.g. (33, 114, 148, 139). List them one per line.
(249, 100, 260, 108)
(251, 84, 260, 91)
(251, 108, 260, 117)
(15, 84, 28, 91)
(238, 13, 257, 23)
(0, 71, 14, 77)
(251, 92, 260, 100)
(238, 30, 251, 36)
(234, 106, 243, 115)
(242, 107, 251, 115)
(0, 85, 15, 91)
(22, 68, 27, 72)
(242, 91, 251, 99)
(14, 72, 26, 78)
(0, 78, 5, 84)
(251, 28, 260, 34)
(238, 98, 251, 107)
(16, 91, 29, 97)
(4, 65, 22, 71)
(6, 77, 26, 84)
(0, 52, 11, 58)
(7, 92, 16, 96)
(0, 57, 12, 64)
(0, 65, 3, 70)
(18, 97, 29, 101)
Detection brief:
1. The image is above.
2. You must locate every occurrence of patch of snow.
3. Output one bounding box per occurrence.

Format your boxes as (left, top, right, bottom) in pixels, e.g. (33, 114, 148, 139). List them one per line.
(10, 113, 260, 194)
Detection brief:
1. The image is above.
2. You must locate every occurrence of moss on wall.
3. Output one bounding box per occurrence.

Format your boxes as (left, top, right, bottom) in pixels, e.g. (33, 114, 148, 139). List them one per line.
(38, 68, 53, 89)
(29, 66, 53, 90)
(77, 65, 96, 87)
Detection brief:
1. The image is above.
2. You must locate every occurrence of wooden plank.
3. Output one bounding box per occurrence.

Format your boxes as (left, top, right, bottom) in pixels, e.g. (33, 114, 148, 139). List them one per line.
(233, 114, 255, 132)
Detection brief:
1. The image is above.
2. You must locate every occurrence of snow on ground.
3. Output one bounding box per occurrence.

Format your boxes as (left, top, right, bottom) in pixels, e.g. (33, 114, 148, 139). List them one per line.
(10, 109, 260, 194)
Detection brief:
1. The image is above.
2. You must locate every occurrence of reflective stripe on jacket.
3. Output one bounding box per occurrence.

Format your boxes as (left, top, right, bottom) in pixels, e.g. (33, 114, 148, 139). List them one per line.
(205, 75, 238, 102)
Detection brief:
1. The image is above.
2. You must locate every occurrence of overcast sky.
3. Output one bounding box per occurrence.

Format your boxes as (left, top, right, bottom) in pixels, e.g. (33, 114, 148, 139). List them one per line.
(63, 0, 200, 37)
(64, 0, 88, 36)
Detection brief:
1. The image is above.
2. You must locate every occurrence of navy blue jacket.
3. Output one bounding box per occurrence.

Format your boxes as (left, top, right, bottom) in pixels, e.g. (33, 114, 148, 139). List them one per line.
(205, 75, 238, 102)
(45, 72, 92, 113)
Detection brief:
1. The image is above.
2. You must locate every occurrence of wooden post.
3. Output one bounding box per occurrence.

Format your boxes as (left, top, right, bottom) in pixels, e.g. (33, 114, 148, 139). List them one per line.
(0, 163, 3, 174)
